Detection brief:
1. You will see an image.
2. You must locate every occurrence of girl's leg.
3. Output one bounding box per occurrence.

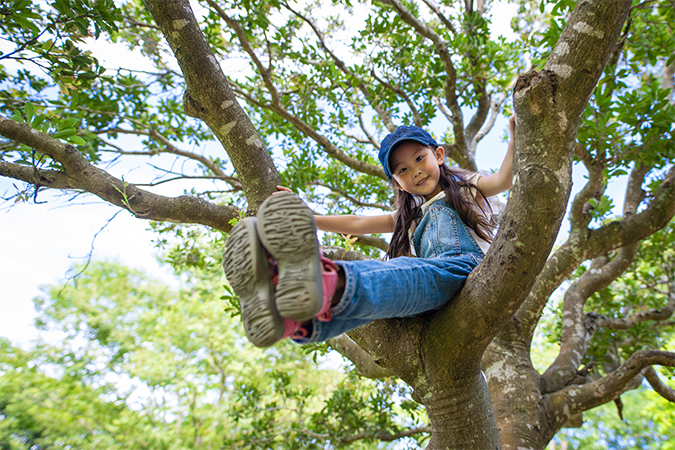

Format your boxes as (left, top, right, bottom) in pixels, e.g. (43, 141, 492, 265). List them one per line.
(293, 254, 481, 344)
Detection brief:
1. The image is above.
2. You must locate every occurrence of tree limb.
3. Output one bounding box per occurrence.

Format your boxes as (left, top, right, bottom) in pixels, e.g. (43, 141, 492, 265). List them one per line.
(595, 277, 675, 330)
(547, 349, 675, 428)
(0, 116, 239, 231)
(568, 142, 605, 229)
(433, 96, 476, 171)
(351, 234, 389, 252)
(645, 366, 675, 402)
(327, 334, 392, 379)
(420, 0, 456, 35)
(464, 82, 490, 152)
(142, 0, 280, 213)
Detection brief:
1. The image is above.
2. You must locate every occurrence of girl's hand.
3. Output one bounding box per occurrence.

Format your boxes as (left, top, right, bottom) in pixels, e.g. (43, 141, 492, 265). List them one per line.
(273, 185, 293, 195)
(509, 115, 516, 136)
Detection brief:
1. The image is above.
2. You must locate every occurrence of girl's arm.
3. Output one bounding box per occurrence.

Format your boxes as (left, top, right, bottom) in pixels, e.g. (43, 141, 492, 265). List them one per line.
(315, 213, 395, 235)
(274, 186, 395, 234)
(476, 116, 515, 197)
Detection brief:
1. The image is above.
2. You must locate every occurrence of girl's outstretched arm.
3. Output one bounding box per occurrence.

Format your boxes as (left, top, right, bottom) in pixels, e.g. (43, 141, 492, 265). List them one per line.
(273, 186, 395, 235)
(477, 116, 515, 197)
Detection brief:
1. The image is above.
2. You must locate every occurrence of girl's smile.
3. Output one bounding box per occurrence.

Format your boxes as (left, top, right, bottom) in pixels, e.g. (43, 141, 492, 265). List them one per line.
(389, 142, 445, 200)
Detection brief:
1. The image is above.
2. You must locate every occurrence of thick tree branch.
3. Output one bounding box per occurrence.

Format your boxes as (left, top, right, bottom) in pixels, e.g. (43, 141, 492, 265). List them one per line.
(0, 117, 239, 231)
(142, 0, 280, 213)
(544, 1, 631, 120)
(547, 350, 675, 429)
(327, 334, 392, 379)
(645, 366, 675, 402)
(0, 161, 77, 190)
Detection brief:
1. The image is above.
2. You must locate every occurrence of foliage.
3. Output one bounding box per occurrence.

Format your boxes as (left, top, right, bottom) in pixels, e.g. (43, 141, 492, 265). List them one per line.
(1, 257, 428, 449)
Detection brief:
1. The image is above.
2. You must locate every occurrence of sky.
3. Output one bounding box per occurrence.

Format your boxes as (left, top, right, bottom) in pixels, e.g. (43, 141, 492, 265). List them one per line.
(0, 1, 629, 349)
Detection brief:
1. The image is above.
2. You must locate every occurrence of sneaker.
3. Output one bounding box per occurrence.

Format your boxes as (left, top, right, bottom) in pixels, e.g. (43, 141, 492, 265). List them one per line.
(256, 192, 323, 322)
(222, 217, 284, 348)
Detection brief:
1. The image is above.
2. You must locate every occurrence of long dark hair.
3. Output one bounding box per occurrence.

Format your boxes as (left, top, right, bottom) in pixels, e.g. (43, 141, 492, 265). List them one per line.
(386, 163, 495, 259)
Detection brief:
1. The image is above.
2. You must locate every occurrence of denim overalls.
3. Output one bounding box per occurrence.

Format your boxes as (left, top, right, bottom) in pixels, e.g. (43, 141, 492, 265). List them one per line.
(294, 198, 485, 343)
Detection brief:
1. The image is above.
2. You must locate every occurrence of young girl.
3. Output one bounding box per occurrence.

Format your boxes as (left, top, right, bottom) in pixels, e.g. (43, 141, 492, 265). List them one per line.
(223, 118, 515, 348)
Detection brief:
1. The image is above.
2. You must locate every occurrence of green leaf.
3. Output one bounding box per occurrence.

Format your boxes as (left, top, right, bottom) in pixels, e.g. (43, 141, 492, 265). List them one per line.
(11, 111, 24, 123)
(24, 102, 35, 122)
(52, 129, 78, 139)
(68, 136, 86, 145)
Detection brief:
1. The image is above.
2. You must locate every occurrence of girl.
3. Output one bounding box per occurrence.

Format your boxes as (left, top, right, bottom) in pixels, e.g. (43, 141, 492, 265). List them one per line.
(223, 118, 515, 348)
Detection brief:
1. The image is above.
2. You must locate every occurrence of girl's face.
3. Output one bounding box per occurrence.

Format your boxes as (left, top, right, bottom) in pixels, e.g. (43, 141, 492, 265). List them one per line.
(389, 142, 445, 200)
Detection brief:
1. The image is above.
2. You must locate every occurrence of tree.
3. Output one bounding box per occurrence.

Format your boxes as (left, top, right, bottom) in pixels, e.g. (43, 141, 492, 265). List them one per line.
(1, 0, 674, 448)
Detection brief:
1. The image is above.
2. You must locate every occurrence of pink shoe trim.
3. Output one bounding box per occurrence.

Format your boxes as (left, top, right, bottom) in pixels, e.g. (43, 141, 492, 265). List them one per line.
(316, 256, 338, 322)
(282, 318, 308, 340)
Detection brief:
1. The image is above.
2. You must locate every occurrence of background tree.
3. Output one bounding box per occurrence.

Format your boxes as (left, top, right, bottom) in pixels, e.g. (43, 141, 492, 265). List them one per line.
(1, 0, 675, 448)
(1, 256, 431, 449)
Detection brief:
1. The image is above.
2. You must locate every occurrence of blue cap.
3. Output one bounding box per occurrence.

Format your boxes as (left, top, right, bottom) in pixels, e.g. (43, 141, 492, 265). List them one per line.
(378, 126, 439, 180)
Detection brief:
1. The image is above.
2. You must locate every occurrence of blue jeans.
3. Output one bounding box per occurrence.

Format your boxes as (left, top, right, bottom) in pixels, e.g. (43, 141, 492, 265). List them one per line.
(293, 199, 484, 344)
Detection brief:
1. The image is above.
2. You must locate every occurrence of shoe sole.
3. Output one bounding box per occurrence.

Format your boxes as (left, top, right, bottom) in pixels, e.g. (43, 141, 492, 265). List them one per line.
(222, 218, 284, 348)
(257, 193, 322, 322)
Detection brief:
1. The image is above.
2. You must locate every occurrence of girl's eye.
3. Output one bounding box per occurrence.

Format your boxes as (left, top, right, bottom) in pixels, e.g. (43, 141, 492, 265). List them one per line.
(398, 167, 407, 174)
(416, 155, 424, 162)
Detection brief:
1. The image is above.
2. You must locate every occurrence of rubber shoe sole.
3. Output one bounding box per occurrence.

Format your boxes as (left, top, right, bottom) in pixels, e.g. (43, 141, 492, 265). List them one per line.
(257, 192, 322, 322)
(222, 217, 284, 348)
